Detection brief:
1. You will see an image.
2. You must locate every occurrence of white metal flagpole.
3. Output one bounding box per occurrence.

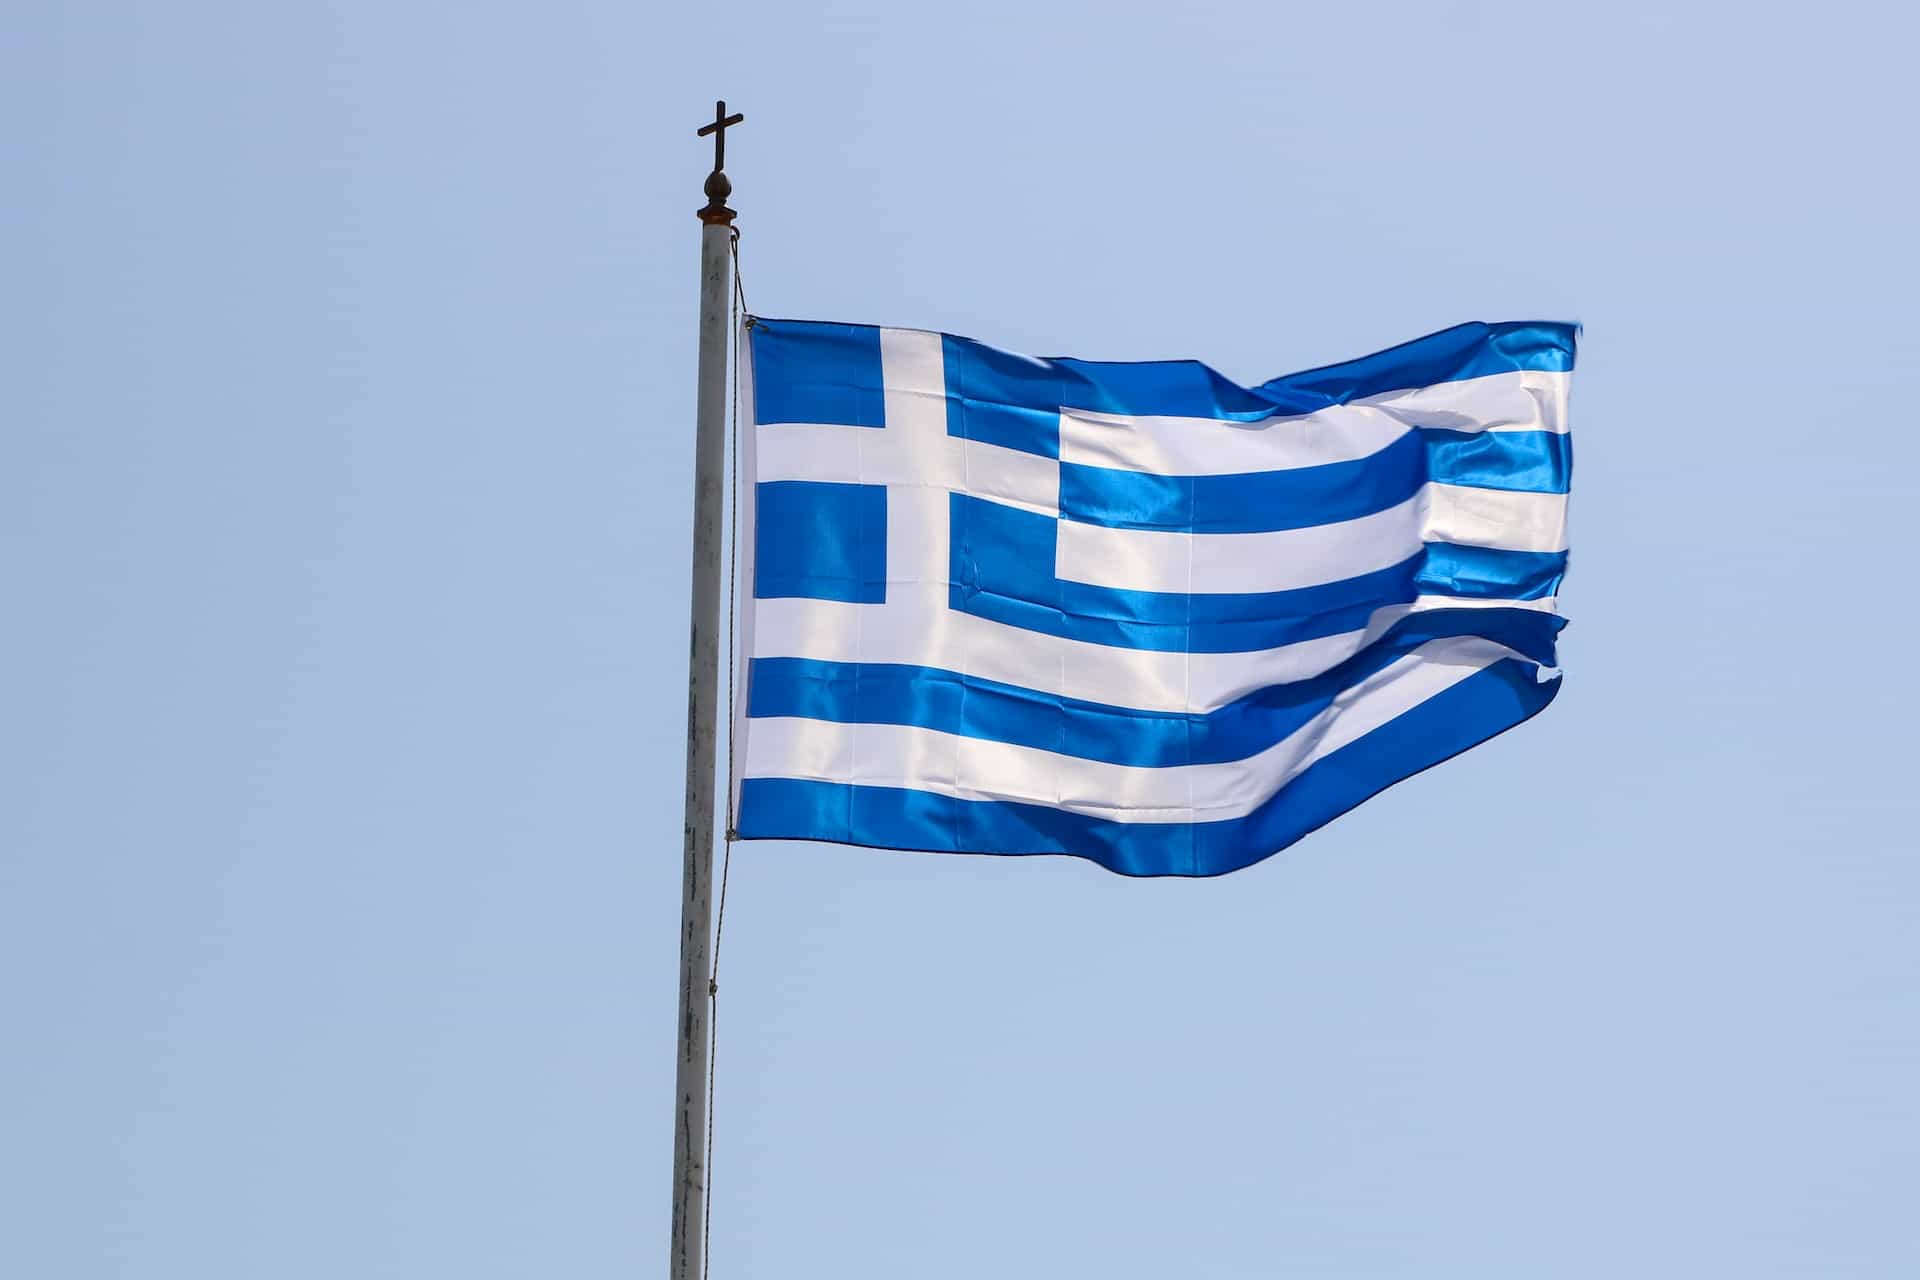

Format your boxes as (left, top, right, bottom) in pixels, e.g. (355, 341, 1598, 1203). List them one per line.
(671, 98, 741, 1280)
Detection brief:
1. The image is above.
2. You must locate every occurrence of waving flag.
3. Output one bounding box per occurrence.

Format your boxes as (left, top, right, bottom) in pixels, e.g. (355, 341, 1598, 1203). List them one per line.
(729, 318, 1575, 876)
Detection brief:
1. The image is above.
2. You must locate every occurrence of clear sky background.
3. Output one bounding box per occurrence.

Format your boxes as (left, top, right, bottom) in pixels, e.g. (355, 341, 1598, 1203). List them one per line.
(7, 2, 1918, 1276)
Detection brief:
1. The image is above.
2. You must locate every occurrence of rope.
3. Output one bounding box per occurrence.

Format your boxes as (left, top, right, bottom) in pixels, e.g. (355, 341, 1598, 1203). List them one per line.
(731, 225, 750, 328)
(701, 838, 733, 1280)
(702, 225, 747, 1280)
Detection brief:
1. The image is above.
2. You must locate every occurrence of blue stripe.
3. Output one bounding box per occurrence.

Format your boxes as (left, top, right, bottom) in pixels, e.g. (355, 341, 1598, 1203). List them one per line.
(952, 494, 1560, 653)
(1061, 429, 1569, 534)
(1255, 322, 1576, 415)
(752, 318, 1576, 456)
(1416, 544, 1566, 601)
(1050, 354, 1282, 420)
(952, 321, 1577, 422)
(736, 656, 1561, 877)
(1059, 429, 1424, 533)
(942, 334, 1062, 458)
(1427, 429, 1572, 494)
(748, 609, 1562, 768)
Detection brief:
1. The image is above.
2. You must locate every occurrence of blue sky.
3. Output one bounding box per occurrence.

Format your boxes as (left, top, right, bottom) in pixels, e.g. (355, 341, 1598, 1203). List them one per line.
(6, 2, 1918, 1276)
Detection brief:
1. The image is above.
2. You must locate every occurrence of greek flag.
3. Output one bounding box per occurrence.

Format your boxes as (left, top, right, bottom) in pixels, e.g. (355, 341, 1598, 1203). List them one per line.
(730, 318, 1575, 876)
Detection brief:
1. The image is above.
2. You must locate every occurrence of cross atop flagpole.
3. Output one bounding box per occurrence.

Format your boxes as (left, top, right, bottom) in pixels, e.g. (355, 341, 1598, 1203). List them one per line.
(697, 100, 743, 225)
(672, 97, 741, 1280)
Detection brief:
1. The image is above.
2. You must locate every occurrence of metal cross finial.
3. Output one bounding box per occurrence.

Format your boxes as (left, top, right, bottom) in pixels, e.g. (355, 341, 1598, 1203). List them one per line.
(695, 99, 744, 225)
(697, 100, 744, 172)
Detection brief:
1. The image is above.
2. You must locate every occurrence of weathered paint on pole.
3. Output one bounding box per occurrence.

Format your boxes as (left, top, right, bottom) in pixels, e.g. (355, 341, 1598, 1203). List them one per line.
(673, 99, 740, 1280)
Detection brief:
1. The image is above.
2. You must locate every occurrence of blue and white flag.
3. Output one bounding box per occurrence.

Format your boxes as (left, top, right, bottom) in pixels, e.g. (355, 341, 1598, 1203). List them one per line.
(729, 319, 1575, 876)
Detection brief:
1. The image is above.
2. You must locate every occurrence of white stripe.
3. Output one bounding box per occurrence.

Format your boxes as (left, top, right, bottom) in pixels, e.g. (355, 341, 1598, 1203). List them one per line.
(1403, 367, 1569, 433)
(1423, 484, 1568, 553)
(1055, 484, 1567, 595)
(741, 637, 1517, 822)
(750, 591, 1555, 714)
(1059, 369, 1569, 476)
(1406, 594, 1559, 614)
(1057, 492, 1424, 595)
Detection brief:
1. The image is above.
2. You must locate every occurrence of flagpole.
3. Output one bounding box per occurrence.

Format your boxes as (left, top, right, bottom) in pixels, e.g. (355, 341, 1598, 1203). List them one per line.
(672, 99, 741, 1280)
